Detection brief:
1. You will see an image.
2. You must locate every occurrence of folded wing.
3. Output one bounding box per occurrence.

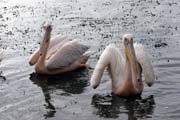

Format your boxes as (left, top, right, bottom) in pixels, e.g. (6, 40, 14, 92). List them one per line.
(47, 35, 70, 56)
(134, 43, 155, 86)
(46, 40, 89, 70)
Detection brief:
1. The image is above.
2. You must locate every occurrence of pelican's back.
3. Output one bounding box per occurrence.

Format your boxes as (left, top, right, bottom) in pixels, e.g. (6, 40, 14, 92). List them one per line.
(46, 40, 89, 70)
(47, 35, 70, 56)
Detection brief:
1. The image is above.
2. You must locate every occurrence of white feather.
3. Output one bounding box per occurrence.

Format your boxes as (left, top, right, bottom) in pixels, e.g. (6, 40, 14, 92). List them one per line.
(90, 44, 125, 89)
(134, 43, 155, 86)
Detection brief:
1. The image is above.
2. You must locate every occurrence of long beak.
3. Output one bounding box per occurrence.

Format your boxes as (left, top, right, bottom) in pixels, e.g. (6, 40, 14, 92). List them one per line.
(39, 29, 51, 56)
(125, 44, 140, 80)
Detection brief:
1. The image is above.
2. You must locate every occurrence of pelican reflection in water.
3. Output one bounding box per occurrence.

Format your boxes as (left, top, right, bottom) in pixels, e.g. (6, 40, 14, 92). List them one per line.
(0, 50, 6, 80)
(91, 34, 155, 96)
(29, 69, 89, 118)
(91, 94, 155, 119)
(29, 24, 91, 75)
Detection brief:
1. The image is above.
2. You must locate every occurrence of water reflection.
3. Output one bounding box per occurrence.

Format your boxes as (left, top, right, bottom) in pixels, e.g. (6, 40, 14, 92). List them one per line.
(0, 59, 6, 80)
(0, 70, 6, 80)
(29, 69, 89, 118)
(92, 94, 155, 120)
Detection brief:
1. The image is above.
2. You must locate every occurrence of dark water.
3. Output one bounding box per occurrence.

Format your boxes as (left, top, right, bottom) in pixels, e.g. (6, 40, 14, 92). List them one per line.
(0, 0, 180, 120)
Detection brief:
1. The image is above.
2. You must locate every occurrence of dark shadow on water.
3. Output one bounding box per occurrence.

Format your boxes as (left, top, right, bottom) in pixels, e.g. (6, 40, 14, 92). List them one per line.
(0, 75, 6, 81)
(29, 68, 90, 119)
(91, 94, 155, 120)
(0, 71, 6, 81)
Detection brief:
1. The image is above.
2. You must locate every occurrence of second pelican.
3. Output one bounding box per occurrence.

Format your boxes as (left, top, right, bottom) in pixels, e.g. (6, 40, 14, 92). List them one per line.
(90, 34, 155, 96)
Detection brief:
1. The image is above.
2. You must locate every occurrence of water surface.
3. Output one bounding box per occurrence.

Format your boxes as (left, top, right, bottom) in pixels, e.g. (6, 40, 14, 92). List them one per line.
(0, 0, 180, 120)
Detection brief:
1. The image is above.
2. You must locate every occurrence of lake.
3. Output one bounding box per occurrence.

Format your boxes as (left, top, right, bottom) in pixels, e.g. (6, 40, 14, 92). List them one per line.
(0, 0, 180, 120)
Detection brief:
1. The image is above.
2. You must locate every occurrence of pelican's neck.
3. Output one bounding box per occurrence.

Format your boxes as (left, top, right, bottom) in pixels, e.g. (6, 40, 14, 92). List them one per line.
(38, 30, 51, 65)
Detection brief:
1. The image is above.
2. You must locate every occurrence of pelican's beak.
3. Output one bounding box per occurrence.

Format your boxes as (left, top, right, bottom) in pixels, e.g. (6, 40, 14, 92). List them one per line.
(39, 43, 43, 56)
(39, 26, 51, 55)
(43, 24, 52, 43)
(125, 44, 140, 80)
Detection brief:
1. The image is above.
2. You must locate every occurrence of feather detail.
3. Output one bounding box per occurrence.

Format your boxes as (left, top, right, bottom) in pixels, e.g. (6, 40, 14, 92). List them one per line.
(134, 43, 155, 86)
(46, 39, 89, 70)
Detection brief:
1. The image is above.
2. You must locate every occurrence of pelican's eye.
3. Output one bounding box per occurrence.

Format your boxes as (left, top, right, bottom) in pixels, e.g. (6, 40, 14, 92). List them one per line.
(124, 38, 129, 45)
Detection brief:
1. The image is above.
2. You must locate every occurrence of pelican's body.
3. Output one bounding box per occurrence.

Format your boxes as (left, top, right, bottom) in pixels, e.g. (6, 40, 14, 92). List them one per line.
(90, 34, 154, 96)
(29, 24, 91, 75)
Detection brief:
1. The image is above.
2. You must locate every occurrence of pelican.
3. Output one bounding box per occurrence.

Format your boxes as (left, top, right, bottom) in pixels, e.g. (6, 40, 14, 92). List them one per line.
(29, 24, 91, 75)
(90, 34, 155, 96)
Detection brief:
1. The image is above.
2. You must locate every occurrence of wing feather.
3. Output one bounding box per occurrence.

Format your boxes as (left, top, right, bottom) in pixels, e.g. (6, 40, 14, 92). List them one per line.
(134, 43, 155, 86)
(47, 35, 70, 56)
(46, 40, 89, 70)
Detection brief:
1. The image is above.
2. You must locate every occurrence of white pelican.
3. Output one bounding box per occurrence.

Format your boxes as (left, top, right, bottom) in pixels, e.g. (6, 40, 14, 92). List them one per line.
(90, 34, 155, 96)
(29, 24, 91, 75)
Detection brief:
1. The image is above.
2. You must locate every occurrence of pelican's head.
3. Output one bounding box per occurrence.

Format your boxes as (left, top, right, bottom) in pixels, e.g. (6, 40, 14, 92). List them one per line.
(43, 23, 52, 33)
(42, 23, 52, 43)
(123, 34, 141, 83)
(123, 34, 134, 47)
(123, 34, 135, 63)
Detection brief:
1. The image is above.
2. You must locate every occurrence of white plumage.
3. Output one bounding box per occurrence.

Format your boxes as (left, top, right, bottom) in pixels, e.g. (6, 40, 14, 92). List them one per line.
(134, 43, 155, 86)
(29, 24, 91, 75)
(90, 34, 155, 96)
